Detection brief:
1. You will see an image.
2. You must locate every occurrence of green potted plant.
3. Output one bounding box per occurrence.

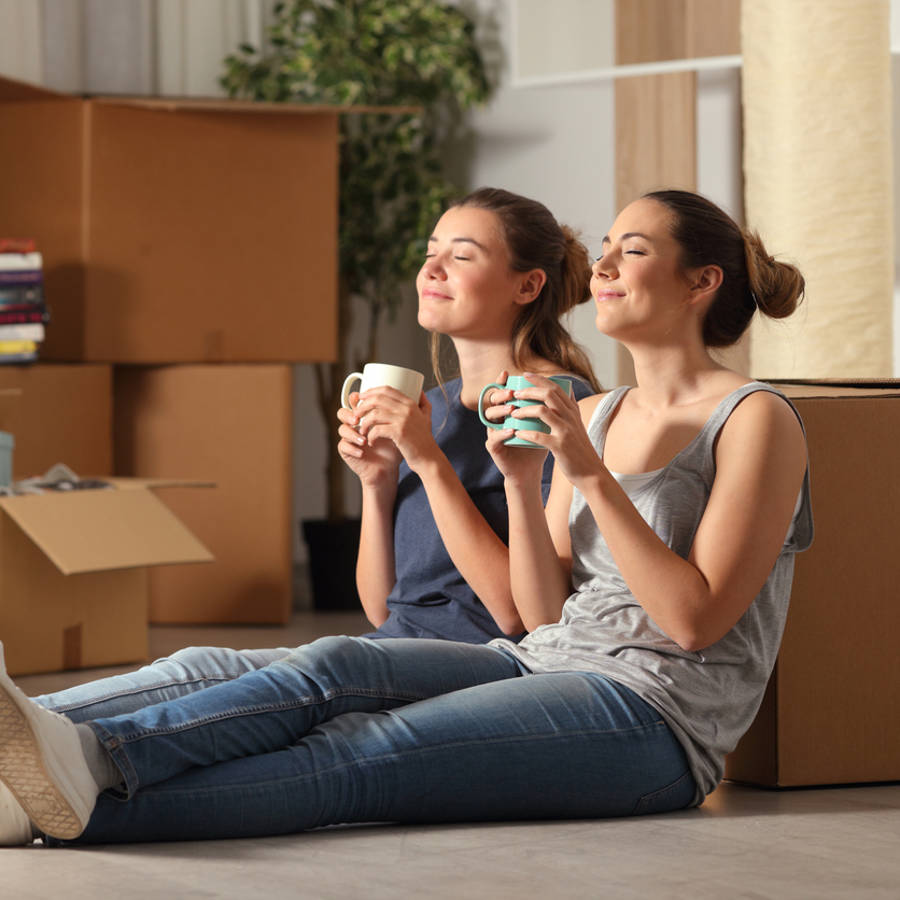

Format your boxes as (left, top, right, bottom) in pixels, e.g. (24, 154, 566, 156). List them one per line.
(221, 0, 491, 607)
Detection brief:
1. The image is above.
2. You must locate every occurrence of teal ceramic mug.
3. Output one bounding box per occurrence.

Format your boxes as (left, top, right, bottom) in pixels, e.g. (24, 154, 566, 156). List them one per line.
(477, 375, 573, 448)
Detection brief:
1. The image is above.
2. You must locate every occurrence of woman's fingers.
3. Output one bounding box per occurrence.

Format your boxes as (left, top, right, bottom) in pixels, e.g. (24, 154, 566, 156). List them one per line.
(338, 422, 366, 445)
(483, 402, 512, 423)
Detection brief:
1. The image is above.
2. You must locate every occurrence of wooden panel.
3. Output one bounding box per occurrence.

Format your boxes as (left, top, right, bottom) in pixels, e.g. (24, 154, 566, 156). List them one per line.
(615, 0, 689, 64)
(616, 0, 740, 63)
(684, 0, 741, 57)
(614, 73, 697, 207)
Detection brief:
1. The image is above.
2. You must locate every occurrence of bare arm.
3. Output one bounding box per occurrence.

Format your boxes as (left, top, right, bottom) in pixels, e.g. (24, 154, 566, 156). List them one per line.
(521, 383, 807, 651)
(486, 393, 602, 631)
(619, 391, 806, 649)
(337, 399, 401, 627)
(354, 481, 397, 626)
(356, 385, 523, 636)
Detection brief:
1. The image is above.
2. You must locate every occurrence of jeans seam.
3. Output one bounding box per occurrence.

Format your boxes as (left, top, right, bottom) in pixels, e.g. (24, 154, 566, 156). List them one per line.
(47, 674, 250, 714)
(631, 769, 694, 816)
(100, 687, 429, 746)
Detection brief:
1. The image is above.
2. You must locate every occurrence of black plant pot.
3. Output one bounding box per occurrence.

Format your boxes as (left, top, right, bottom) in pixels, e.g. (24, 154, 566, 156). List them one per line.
(301, 517, 362, 611)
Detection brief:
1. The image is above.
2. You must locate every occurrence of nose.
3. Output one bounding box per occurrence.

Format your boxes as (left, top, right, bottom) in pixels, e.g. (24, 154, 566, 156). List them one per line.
(592, 253, 617, 279)
(421, 255, 447, 280)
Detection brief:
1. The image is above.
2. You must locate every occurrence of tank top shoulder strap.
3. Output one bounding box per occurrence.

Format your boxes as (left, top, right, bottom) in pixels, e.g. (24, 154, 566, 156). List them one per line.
(682, 380, 814, 551)
(585, 386, 630, 446)
(693, 381, 804, 453)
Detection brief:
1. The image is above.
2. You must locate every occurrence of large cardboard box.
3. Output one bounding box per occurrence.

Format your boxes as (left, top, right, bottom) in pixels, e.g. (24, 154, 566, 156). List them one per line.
(0, 364, 112, 478)
(0, 478, 213, 675)
(725, 381, 900, 787)
(0, 75, 338, 364)
(114, 364, 293, 624)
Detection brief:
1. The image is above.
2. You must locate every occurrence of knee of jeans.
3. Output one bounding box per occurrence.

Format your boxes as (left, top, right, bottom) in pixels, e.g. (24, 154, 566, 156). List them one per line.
(161, 646, 240, 680)
(281, 635, 366, 675)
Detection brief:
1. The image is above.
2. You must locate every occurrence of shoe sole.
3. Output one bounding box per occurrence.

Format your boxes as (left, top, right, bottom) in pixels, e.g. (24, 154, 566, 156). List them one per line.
(0, 682, 87, 840)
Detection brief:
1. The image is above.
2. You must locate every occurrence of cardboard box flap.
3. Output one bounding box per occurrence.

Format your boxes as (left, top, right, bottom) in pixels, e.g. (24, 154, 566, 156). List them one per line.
(0, 489, 213, 575)
(103, 477, 216, 491)
(0, 75, 71, 102)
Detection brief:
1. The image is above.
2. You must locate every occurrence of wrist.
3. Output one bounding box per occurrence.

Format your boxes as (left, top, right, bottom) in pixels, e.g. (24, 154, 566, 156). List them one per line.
(409, 446, 449, 485)
(571, 465, 614, 500)
(361, 478, 398, 508)
(504, 474, 544, 504)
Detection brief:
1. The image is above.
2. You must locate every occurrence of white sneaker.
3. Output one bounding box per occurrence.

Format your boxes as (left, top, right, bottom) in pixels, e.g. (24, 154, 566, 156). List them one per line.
(0, 643, 97, 840)
(0, 780, 33, 846)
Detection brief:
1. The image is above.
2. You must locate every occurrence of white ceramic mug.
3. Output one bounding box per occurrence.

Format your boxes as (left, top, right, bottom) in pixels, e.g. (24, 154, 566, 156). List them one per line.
(341, 363, 425, 409)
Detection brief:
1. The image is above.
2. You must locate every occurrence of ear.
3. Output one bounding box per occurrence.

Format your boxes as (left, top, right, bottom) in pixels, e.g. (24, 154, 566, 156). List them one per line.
(686, 264, 723, 308)
(514, 268, 547, 306)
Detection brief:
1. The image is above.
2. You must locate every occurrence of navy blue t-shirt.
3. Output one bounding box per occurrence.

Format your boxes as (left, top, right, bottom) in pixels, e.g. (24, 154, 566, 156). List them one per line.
(367, 376, 595, 643)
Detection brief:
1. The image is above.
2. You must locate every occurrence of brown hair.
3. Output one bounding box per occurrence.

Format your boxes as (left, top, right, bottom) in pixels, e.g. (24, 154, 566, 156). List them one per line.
(429, 187, 601, 391)
(643, 189, 805, 347)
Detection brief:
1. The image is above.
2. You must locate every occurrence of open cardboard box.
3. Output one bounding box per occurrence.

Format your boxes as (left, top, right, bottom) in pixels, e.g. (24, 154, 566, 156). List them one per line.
(0, 477, 213, 675)
(0, 74, 339, 363)
(725, 379, 900, 787)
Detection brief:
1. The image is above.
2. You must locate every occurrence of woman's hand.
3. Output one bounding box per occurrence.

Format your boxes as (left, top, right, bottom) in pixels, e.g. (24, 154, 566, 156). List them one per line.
(353, 386, 437, 475)
(482, 371, 548, 485)
(337, 393, 402, 488)
(505, 373, 604, 489)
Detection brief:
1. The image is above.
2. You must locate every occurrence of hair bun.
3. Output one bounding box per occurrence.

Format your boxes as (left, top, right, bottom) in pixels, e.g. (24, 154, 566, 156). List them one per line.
(744, 230, 805, 320)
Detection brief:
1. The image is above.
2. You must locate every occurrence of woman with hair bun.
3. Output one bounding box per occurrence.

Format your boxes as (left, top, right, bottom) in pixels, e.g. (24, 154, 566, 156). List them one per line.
(0, 189, 812, 845)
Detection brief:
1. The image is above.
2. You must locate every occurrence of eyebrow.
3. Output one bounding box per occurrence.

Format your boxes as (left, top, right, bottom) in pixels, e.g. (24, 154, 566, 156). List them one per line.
(427, 236, 489, 252)
(601, 231, 654, 245)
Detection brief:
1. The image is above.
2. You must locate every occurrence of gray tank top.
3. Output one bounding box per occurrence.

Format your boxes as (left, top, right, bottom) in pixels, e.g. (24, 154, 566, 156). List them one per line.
(492, 382, 814, 802)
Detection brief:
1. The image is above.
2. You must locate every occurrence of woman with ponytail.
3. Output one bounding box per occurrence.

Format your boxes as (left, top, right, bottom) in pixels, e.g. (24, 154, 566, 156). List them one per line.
(0, 189, 811, 846)
(344, 187, 599, 641)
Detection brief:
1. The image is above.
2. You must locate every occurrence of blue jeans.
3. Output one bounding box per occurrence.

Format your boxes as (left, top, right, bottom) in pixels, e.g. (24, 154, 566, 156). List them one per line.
(35, 646, 293, 722)
(51, 637, 696, 844)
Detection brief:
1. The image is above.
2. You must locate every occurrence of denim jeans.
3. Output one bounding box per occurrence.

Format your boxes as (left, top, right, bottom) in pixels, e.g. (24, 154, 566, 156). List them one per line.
(34, 646, 293, 722)
(53, 636, 695, 844)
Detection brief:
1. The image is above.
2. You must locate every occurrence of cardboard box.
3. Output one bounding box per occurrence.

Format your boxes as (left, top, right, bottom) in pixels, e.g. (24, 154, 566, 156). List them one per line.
(725, 381, 900, 787)
(0, 478, 213, 675)
(0, 364, 112, 478)
(114, 364, 293, 624)
(0, 75, 338, 364)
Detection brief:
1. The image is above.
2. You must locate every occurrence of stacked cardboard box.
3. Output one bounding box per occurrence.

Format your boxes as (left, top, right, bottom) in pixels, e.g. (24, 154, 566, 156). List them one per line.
(0, 74, 340, 626)
(115, 366, 293, 624)
(725, 381, 900, 787)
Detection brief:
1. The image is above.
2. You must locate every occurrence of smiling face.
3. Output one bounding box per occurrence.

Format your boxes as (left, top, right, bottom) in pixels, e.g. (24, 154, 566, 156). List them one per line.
(416, 205, 542, 341)
(590, 197, 698, 342)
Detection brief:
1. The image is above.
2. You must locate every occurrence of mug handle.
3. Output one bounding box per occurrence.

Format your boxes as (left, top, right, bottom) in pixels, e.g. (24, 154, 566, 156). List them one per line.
(341, 372, 364, 409)
(477, 382, 506, 428)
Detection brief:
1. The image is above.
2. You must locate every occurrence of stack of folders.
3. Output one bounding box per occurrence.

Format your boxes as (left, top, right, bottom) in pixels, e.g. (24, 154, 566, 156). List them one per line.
(0, 238, 50, 364)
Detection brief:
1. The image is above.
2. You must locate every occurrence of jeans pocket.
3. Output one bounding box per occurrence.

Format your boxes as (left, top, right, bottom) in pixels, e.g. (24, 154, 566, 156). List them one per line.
(632, 769, 696, 816)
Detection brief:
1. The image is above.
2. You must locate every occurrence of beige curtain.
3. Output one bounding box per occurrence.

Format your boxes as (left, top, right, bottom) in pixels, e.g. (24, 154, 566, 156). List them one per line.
(743, 0, 894, 378)
(0, 0, 269, 96)
(0, 0, 43, 84)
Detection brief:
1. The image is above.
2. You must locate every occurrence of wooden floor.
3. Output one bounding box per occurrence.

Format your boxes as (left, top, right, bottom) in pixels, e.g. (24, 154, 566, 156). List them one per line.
(8, 612, 900, 899)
